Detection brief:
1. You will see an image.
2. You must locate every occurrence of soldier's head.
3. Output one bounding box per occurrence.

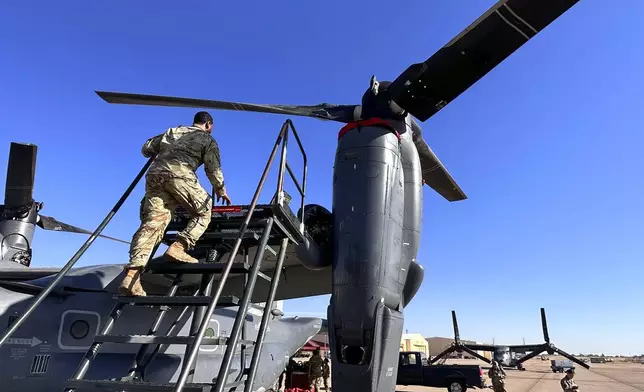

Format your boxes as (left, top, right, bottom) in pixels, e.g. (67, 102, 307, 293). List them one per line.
(193, 111, 214, 133)
(313, 348, 321, 357)
(565, 368, 575, 378)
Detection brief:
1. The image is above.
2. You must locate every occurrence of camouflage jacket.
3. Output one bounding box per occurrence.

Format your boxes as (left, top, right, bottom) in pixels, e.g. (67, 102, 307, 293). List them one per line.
(560, 377, 577, 391)
(142, 125, 226, 194)
(488, 367, 506, 384)
(308, 355, 324, 377)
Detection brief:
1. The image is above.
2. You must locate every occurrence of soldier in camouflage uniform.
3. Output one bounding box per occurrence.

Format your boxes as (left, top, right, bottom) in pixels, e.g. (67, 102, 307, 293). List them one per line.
(488, 360, 507, 392)
(120, 111, 232, 296)
(560, 368, 579, 391)
(308, 348, 325, 391)
(322, 356, 330, 390)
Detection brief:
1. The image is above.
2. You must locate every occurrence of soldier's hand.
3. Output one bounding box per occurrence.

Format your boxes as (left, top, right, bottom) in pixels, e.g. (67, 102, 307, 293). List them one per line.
(216, 192, 232, 206)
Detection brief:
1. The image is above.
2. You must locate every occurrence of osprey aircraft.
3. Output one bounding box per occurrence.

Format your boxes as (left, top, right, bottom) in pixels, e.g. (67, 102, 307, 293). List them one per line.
(431, 309, 590, 371)
(0, 1, 589, 391)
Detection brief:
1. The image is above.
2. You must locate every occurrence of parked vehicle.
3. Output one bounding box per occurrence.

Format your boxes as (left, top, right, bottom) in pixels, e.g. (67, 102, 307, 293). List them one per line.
(551, 359, 574, 372)
(397, 351, 487, 392)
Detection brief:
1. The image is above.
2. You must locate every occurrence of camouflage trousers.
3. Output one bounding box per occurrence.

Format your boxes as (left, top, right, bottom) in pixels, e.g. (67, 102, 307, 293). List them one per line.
(492, 381, 507, 392)
(127, 174, 212, 268)
(310, 375, 321, 390)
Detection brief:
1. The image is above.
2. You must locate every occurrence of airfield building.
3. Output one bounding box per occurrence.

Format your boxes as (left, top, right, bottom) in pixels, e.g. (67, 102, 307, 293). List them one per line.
(400, 333, 430, 356)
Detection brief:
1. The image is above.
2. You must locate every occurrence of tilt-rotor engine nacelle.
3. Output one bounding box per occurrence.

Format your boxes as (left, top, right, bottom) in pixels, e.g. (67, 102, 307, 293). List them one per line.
(322, 77, 425, 392)
(0, 142, 40, 268)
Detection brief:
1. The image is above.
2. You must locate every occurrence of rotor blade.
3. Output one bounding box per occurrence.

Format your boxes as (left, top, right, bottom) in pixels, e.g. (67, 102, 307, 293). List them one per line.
(541, 308, 550, 343)
(4, 143, 37, 209)
(37, 215, 130, 244)
(451, 310, 461, 342)
(552, 346, 590, 369)
(95, 91, 357, 122)
(388, 0, 581, 122)
(460, 345, 492, 364)
(414, 136, 467, 201)
(408, 118, 466, 201)
(430, 345, 457, 364)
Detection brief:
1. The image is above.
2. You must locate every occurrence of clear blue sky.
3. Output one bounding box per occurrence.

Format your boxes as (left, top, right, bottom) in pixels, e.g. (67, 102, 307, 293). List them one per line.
(1, 0, 643, 356)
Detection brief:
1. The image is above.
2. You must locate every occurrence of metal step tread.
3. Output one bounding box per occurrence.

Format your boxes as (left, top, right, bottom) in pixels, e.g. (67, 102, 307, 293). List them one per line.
(257, 271, 272, 282)
(167, 230, 265, 240)
(264, 244, 277, 256)
(66, 379, 213, 391)
(94, 334, 257, 346)
(114, 295, 239, 307)
(145, 261, 250, 274)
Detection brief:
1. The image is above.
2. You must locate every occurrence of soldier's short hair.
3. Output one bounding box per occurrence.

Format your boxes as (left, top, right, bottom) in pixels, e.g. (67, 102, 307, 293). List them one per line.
(194, 111, 214, 125)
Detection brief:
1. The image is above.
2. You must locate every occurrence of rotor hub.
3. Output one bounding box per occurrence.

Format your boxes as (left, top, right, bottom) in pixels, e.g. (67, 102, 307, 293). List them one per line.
(360, 76, 407, 122)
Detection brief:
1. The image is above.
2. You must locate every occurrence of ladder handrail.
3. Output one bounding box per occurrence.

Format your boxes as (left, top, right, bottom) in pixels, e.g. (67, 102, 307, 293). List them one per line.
(174, 119, 306, 392)
(275, 119, 307, 235)
(0, 157, 154, 349)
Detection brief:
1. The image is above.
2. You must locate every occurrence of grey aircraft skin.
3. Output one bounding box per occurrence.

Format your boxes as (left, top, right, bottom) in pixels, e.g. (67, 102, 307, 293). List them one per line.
(0, 1, 588, 391)
(0, 263, 322, 392)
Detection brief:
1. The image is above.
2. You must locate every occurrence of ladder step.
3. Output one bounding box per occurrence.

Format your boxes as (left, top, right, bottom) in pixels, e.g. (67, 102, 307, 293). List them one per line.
(257, 271, 272, 282)
(175, 230, 264, 240)
(218, 379, 246, 389)
(94, 334, 257, 346)
(146, 262, 250, 275)
(264, 244, 277, 256)
(66, 379, 213, 391)
(114, 295, 239, 307)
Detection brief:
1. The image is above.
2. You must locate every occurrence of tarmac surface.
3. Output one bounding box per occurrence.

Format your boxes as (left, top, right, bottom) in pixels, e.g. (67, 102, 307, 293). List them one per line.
(395, 356, 644, 392)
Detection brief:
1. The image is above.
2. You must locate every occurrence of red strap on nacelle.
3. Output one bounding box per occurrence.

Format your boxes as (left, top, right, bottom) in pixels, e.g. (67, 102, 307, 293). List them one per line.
(338, 118, 426, 185)
(338, 117, 401, 140)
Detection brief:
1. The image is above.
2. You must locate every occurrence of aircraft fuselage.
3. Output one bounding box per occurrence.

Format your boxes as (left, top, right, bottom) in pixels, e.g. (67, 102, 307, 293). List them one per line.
(0, 268, 322, 391)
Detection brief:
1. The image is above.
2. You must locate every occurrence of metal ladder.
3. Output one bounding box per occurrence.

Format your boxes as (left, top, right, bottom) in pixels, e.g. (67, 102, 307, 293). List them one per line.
(65, 119, 307, 392)
(0, 119, 306, 392)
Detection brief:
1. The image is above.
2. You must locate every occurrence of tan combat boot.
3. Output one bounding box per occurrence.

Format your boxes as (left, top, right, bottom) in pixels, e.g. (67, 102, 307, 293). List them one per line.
(119, 268, 147, 296)
(164, 240, 198, 263)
